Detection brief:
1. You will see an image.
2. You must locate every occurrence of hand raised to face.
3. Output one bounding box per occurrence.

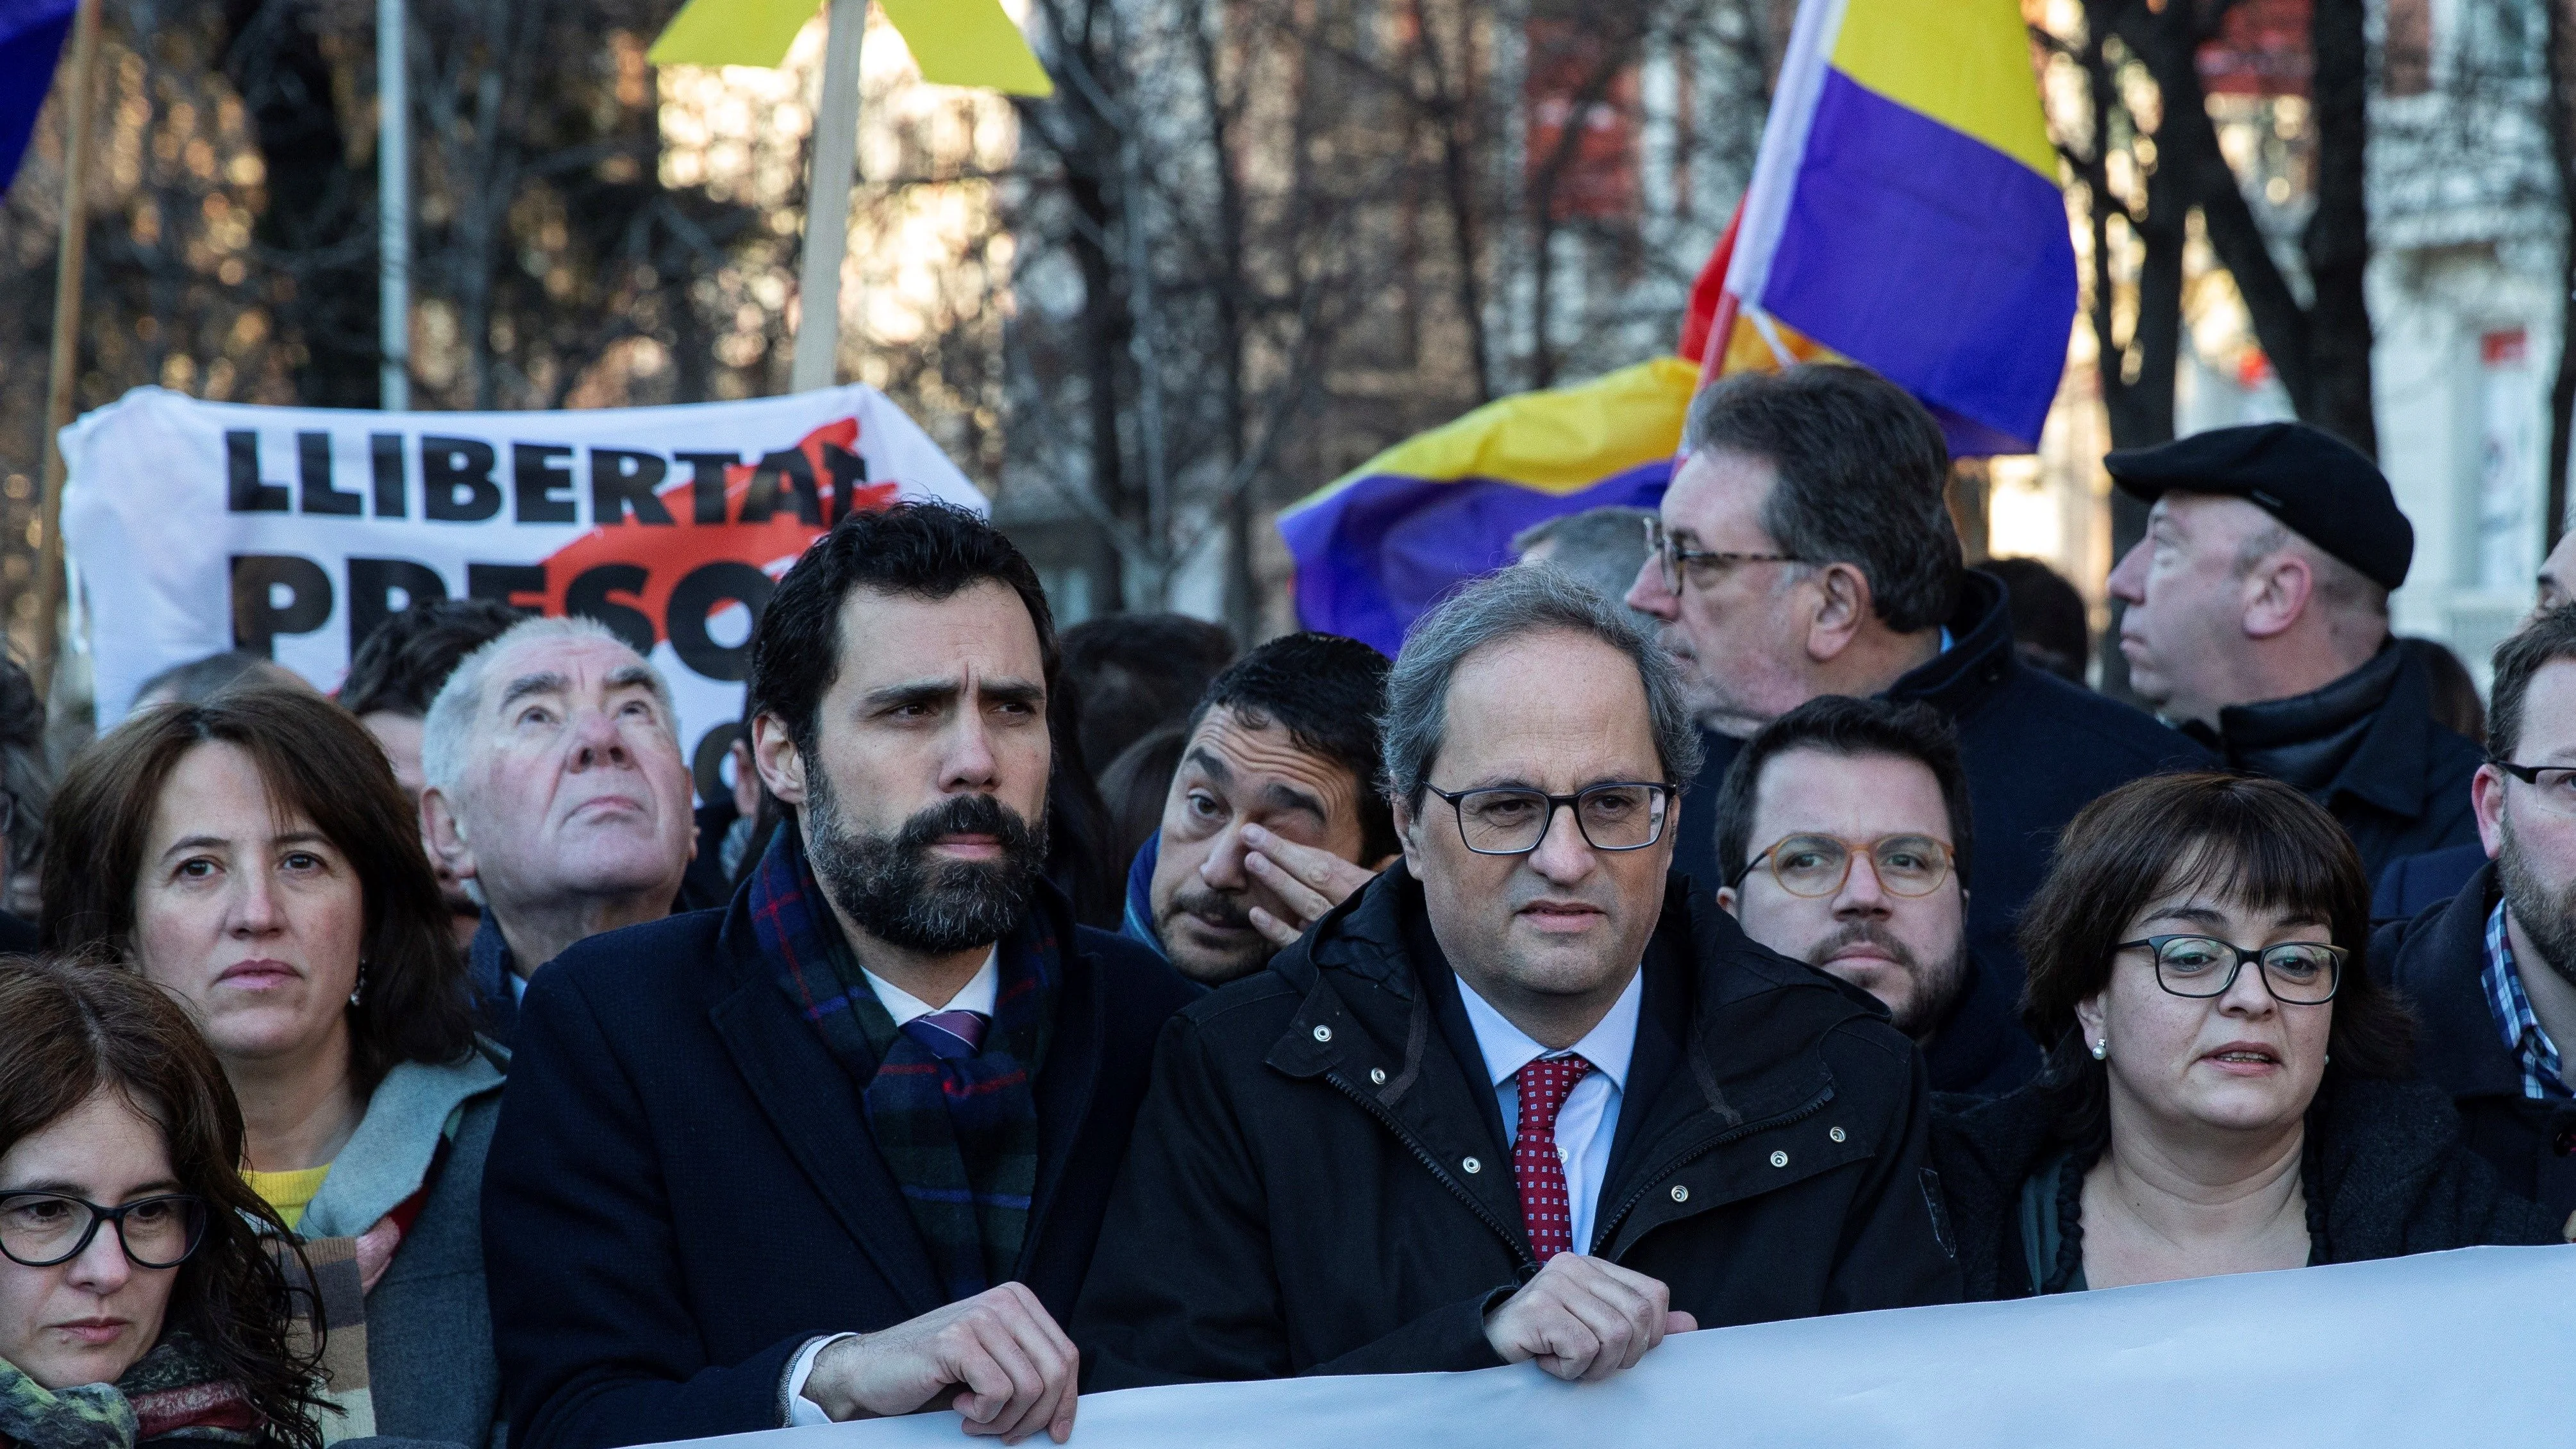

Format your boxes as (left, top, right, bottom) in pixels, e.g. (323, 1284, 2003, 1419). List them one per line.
(1240, 825, 1381, 948)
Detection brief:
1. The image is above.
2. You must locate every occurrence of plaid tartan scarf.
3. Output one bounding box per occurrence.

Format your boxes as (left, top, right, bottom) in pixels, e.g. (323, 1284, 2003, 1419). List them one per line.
(751, 826, 1058, 1302)
(0, 1334, 265, 1449)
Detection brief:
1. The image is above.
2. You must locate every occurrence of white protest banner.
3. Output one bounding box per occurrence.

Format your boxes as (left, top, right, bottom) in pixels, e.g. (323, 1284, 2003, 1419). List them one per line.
(648, 1245, 2576, 1449)
(60, 384, 985, 798)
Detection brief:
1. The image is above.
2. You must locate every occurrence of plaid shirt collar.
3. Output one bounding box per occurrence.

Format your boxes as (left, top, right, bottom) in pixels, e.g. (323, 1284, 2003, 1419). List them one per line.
(2482, 901, 2576, 1104)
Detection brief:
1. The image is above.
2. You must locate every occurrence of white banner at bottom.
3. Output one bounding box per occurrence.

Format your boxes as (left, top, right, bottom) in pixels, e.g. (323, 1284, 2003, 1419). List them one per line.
(652, 1245, 2576, 1448)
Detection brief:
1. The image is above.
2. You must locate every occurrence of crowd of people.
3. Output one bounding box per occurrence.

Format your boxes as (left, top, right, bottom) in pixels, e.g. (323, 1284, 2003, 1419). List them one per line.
(0, 361, 2571, 1448)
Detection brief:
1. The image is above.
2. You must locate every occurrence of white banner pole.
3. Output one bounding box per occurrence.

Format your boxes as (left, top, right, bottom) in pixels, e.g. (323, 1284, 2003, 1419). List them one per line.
(378, 0, 410, 410)
(789, 0, 867, 393)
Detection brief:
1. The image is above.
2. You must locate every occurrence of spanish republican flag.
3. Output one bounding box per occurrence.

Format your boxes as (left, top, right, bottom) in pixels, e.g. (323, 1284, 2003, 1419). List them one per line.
(1698, 0, 2075, 455)
(1280, 0, 2073, 648)
(1275, 358, 1698, 656)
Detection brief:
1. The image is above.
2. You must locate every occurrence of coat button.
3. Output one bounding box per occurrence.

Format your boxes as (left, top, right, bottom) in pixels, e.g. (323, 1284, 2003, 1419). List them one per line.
(1312, 1025, 1332, 1043)
(1669, 1184, 1689, 1203)
(1829, 1127, 1847, 1144)
(1463, 1157, 1482, 1174)
(1369, 1067, 1387, 1085)
(1769, 1150, 1789, 1168)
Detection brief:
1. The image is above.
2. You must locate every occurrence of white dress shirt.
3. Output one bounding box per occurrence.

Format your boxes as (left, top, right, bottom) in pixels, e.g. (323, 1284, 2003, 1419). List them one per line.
(1454, 966, 1644, 1259)
(784, 948, 999, 1426)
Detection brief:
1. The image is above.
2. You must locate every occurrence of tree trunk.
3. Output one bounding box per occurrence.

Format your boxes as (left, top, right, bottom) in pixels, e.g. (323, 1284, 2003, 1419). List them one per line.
(2302, 0, 2377, 455)
(219, 0, 379, 408)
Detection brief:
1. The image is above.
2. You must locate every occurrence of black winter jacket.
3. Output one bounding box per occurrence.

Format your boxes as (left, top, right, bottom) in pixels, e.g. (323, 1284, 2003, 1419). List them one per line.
(483, 879, 1199, 1449)
(2370, 864, 2576, 1221)
(1933, 1071, 2561, 1300)
(1671, 570, 2211, 1097)
(1073, 864, 1962, 1388)
(2198, 641, 2483, 884)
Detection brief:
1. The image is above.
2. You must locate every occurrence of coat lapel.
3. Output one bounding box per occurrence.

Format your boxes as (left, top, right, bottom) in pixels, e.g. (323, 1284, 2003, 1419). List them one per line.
(707, 922, 946, 1319)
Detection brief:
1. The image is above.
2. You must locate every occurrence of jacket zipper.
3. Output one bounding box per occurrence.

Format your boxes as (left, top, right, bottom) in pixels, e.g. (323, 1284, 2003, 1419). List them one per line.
(1323, 1071, 1541, 1275)
(1589, 1085, 1835, 1253)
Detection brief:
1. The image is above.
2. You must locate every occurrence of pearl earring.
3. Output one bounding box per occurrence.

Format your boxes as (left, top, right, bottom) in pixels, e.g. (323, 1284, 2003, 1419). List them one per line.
(2089, 1039, 2107, 1062)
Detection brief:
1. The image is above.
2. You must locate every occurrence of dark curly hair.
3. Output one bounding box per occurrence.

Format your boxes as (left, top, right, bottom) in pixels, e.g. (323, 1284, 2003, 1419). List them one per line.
(2016, 771, 2414, 1150)
(0, 954, 328, 1448)
(40, 688, 476, 1089)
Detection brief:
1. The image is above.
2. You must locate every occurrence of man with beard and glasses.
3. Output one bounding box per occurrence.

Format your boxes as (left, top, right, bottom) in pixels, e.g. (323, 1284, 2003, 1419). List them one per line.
(1123, 632, 1397, 984)
(482, 503, 1198, 1449)
(2372, 605, 2576, 1227)
(1710, 698, 1989, 1093)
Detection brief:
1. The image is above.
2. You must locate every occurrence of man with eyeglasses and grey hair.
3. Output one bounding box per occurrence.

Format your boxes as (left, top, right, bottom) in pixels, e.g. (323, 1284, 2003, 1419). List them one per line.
(1626, 364, 2206, 1096)
(1075, 567, 1959, 1390)
(420, 615, 698, 1046)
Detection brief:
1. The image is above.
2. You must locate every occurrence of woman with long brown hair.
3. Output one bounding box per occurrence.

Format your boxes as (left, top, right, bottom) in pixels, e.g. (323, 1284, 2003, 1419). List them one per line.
(0, 953, 329, 1447)
(44, 689, 501, 1446)
(1935, 772, 2563, 1298)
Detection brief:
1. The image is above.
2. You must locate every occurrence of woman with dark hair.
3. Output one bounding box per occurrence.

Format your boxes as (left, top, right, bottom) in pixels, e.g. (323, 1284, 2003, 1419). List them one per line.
(0, 953, 329, 1446)
(42, 690, 502, 1446)
(1936, 772, 2562, 1298)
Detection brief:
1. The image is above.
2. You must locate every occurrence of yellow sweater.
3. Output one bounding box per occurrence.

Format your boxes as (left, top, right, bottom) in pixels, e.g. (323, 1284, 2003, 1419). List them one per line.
(241, 1164, 333, 1232)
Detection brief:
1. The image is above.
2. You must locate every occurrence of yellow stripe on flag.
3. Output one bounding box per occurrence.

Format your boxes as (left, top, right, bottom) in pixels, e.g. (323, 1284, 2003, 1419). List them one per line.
(1302, 356, 1702, 503)
(648, 0, 818, 69)
(1829, 0, 2057, 180)
(878, 0, 1055, 96)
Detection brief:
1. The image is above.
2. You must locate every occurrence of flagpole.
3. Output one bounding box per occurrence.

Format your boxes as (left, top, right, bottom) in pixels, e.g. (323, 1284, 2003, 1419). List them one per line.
(29, 0, 105, 699)
(380, 0, 411, 410)
(790, 0, 867, 392)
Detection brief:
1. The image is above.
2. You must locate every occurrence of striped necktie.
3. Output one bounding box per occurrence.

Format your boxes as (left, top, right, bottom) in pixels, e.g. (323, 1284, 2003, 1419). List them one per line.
(902, 1009, 990, 1061)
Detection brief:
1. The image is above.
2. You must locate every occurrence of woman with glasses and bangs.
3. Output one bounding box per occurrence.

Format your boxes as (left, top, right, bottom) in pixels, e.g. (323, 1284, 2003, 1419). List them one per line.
(1934, 772, 2563, 1300)
(0, 953, 331, 1448)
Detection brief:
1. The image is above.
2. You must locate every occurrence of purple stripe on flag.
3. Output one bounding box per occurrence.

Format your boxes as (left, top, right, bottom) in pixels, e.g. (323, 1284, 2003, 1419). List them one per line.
(0, 0, 75, 196)
(1279, 460, 1672, 655)
(1760, 69, 2076, 453)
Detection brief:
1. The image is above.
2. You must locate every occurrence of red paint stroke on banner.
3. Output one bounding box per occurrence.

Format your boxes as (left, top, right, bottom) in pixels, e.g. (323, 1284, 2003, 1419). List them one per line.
(524, 416, 901, 644)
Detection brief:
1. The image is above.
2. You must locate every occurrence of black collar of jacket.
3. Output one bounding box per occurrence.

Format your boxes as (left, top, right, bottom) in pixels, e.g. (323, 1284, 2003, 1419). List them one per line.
(1871, 568, 2020, 717)
(1937, 1060, 2533, 1296)
(2208, 642, 2432, 821)
(1254, 860, 1896, 1260)
(698, 869, 1105, 1318)
(2378, 862, 2530, 1103)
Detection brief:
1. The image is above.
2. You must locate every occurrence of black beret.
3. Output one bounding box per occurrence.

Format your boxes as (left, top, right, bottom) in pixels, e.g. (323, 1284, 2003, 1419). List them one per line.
(2105, 422, 2412, 592)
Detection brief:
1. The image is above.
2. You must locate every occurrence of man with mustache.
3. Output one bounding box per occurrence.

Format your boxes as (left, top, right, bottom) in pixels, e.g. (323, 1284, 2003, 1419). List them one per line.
(1710, 698, 1978, 1089)
(419, 614, 698, 1048)
(1077, 567, 1957, 1389)
(483, 503, 1198, 1449)
(1125, 632, 1396, 984)
(2372, 606, 2576, 1226)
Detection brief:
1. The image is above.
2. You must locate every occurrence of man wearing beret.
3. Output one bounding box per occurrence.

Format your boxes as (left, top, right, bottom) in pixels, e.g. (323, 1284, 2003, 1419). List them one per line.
(2107, 420, 2482, 878)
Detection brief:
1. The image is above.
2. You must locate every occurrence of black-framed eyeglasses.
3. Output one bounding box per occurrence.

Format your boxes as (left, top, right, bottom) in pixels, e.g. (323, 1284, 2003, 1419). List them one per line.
(0, 1192, 207, 1269)
(2492, 760, 2576, 818)
(1732, 833, 1955, 898)
(1639, 516, 1803, 594)
(2116, 935, 2344, 1005)
(1423, 782, 1675, 855)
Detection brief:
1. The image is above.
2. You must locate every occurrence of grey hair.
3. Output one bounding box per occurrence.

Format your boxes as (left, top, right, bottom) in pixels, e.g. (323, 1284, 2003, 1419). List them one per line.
(2235, 520, 2389, 619)
(421, 614, 678, 798)
(1380, 566, 1705, 812)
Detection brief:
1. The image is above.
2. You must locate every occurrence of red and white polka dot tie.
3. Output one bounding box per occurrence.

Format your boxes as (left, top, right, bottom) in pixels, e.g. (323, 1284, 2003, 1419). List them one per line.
(1512, 1055, 1595, 1261)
